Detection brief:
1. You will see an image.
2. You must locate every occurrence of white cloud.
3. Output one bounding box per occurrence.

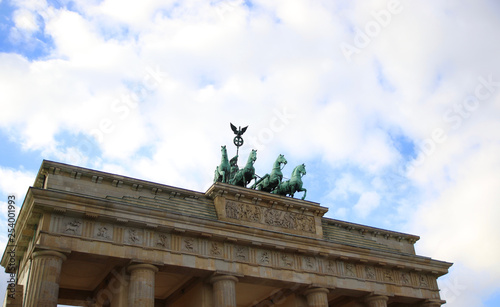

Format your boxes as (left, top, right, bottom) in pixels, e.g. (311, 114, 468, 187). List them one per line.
(12, 8, 39, 32)
(326, 173, 365, 200)
(0, 168, 35, 201)
(1, 0, 500, 305)
(353, 191, 381, 219)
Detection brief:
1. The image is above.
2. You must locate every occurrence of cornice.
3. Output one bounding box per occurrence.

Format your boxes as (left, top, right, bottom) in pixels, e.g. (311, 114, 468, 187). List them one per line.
(322, 218, 420, 244)
(37, 159, 205, 199)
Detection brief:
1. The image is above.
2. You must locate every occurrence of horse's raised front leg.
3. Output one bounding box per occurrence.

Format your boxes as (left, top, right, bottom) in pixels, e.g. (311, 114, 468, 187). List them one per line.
(300, 188, 307, 200)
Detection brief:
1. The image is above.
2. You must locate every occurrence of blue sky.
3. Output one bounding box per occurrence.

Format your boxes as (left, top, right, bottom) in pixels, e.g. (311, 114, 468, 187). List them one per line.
(1, 0, 500, 306)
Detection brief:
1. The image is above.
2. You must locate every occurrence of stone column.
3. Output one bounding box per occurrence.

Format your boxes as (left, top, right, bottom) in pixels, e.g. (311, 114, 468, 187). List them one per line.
(365, 295, 389, 307)
(24, 250, 67, 307)
(210, 275, 238, 307)
(304, 287, 329, 307)
(127, 264, 158, 307)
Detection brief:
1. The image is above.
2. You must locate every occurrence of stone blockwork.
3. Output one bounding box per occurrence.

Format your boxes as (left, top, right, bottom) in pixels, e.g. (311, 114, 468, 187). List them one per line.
(1, 160, 452, 306)
(43, 211, 443, 296)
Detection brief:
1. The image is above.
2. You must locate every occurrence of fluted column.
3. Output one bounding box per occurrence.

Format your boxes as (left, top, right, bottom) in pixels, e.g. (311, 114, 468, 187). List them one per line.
(210, 275, 238, 307)
(365, 295, 389, 307)
(304, 287, 329, 307)
(24, 250, 67, 307)
(127, 264, 158, 307)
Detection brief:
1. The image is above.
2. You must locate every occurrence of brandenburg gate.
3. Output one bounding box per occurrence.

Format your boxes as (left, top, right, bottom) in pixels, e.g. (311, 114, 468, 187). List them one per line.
(2, 160, 451, 306)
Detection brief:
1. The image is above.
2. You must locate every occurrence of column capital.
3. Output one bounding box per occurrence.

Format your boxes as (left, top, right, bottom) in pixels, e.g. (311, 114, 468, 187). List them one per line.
(127, 263, 159, 273)
(304, 287, 330, 296)
(304, 287, 329, 307)
(210, 274, 239, 284)
(32, 250, 67, 262)
(365, 294, 389, 307)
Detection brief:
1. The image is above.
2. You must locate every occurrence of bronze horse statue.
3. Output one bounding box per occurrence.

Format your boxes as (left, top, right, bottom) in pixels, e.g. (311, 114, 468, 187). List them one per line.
(251, 154, 287, 192)
(213, 145, 230, 183)
(272, 163, 307, 200)
(230, 149, 257, 187)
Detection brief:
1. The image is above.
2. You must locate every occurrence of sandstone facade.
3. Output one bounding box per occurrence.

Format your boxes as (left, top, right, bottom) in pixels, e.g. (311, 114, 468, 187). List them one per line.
(1, 160, 451, 306)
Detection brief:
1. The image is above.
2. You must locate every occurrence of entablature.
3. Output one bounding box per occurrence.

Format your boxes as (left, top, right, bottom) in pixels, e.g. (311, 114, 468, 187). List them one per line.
(16, 188, 450, 277)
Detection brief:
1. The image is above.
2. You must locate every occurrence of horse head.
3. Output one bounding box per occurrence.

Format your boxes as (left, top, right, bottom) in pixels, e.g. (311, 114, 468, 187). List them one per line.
(277, 154, 287, 166)
(221, 145, 228, 158)
(293, 163, 306, 177)
(249, 149, 257, 163)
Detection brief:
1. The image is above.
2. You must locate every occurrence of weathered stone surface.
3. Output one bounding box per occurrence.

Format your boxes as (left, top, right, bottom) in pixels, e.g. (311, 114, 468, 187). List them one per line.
(0, 161, 452, 306)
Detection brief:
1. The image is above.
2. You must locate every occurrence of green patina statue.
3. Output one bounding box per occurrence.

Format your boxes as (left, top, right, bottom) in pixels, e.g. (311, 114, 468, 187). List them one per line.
(214, 123, 307, 200)
(230, 149, 257, 187)
(229, 155, 239, 183)
(272, 163, 307, 200)
(213, 145, 230, 183)
(251, 154, 287, 192)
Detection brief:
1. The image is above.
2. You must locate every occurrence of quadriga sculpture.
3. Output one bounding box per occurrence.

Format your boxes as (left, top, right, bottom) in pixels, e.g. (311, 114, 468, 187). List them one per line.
(272, 163, 307, 200)
(251, 154, 287, 192)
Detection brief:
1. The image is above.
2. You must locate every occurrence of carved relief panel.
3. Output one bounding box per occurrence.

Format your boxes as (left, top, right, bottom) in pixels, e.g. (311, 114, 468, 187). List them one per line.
(343, 262, 357, 278)
(125, 228, 143, 245)
(324, 259, 337, 274)
(302, 256, 317, 271)
(257, 249, 272, 266)
(155, 232, 170, 249)
(233, 245, 249, 262)
(181, 237, 198, 253)
(279, 252, 295, 268)
(94, 223, 113, 241)
(61, 217, 83, 236)
(225, 201, 316, 234)
(209, 242, 223, 257)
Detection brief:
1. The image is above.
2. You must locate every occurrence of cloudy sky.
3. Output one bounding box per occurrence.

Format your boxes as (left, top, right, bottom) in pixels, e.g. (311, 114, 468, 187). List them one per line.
(1, 0, 499, 305)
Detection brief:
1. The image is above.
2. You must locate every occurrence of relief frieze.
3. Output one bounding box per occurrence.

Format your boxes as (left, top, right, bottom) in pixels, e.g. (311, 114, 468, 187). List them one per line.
(365, 265, 376, 280)
(182, 237, 198, 253)
(303, 256, 316, 271)
(258, 250, 271, 265)
(94, 223, 113, 240)
(126, 228, 143, 245)
(384, 269, 394, 282)
(325, 259, 337, 274)
(50, 215, 438, 292)
(225, 201, 315, 233)
(280, 253, 294, 268)
(401, 272, 411, 286)
(345, 262, 357, 277)
(234, 246, 249, 261)
(155, 233, 170, 249)
(210, 242, 223, 256)
(419, 274, 429, 287)
(63, 218, 82, 236)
